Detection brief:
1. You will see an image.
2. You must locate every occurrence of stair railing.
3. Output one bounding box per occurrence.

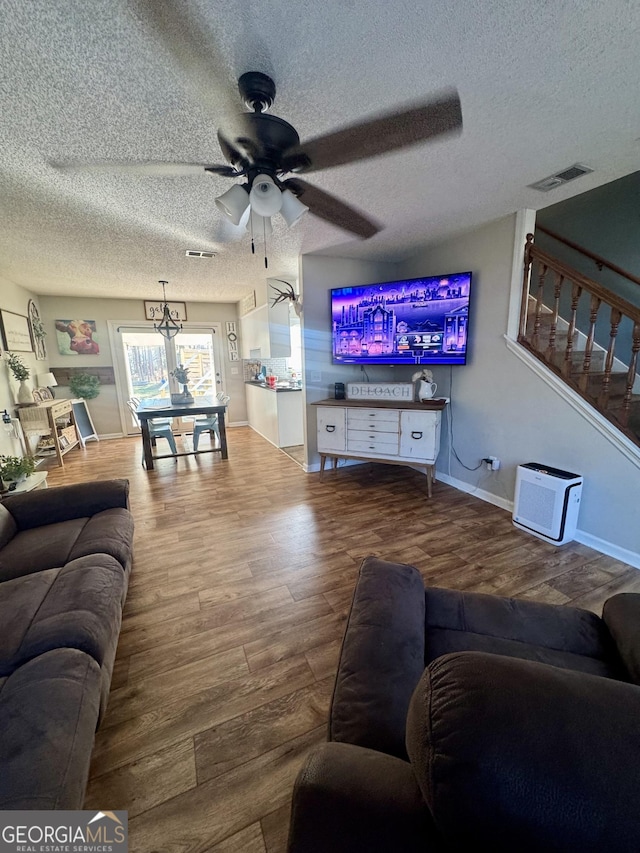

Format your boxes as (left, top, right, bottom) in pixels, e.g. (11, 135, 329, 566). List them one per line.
(520, 234, 640, 445)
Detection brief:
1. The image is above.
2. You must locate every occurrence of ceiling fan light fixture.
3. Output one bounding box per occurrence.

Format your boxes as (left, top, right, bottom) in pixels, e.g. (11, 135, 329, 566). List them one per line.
(280, 189, 309, 227)
(215, 184, 250, 225)
(247, 210, 273, 238)
(249, 174, 283, 217)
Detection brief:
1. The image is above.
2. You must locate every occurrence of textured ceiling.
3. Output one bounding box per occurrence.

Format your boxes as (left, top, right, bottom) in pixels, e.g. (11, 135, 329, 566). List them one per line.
(1, 0, 639, 303)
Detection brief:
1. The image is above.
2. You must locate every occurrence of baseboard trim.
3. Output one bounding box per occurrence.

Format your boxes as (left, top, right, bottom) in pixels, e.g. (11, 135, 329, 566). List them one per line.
(436, 471, 514, 512)
(574, 531, 640, 571)
(437, 471, 640, 570)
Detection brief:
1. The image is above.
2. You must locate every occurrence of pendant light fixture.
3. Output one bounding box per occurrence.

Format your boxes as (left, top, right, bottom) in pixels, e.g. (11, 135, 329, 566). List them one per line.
(154, 280, 182, 340)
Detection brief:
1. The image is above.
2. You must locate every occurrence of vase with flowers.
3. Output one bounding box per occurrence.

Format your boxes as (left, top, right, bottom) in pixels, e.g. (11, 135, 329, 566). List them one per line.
(411, 368, 437, 402)
(5, 352, 34, 406)
(170, 364, 194, 403)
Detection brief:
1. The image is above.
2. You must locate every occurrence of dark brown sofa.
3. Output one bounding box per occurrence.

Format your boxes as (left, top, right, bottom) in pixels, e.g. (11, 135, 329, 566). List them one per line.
(0, 479, 134, 808)
(288, 556, 640, 852)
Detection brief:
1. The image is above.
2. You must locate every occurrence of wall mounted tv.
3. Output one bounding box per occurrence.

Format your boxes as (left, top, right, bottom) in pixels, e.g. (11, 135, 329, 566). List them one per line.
(331, 271, 473, 366)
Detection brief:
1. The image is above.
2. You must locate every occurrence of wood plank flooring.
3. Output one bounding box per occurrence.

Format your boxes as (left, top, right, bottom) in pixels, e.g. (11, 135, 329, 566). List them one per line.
(43, 427, 639, 852)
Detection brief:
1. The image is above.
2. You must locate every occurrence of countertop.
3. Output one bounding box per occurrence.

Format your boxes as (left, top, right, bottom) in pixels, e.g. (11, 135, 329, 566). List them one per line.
(245, 381, 302, 393)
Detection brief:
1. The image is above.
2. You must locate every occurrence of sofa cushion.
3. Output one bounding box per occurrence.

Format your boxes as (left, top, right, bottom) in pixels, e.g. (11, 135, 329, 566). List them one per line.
(330, 557, 426, 760)
(0, 503, 17, 549)
(68, 507, 134, 570)
(0, 517, 88, 582)
(406, 652, 640, 853)
(424, 586, 624, 679)
(602, 593, 640, 685)
(0, 649, 101, 809)
(0, 555, 125, 677)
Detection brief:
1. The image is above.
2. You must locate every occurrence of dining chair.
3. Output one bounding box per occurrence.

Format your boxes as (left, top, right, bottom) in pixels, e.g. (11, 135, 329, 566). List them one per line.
(126, 399, 177, 461)
(192, 394, 230, 451)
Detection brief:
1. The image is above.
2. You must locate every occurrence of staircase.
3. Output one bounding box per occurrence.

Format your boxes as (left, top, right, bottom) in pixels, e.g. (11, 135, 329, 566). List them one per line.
(519, 233, 640, 448)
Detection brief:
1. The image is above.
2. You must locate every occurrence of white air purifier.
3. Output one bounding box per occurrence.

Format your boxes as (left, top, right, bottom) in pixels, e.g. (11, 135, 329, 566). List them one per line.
(513, 463, 583, 545)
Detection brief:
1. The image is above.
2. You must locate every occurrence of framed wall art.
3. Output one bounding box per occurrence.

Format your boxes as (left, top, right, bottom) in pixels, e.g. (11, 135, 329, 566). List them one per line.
(28, 300, 47, 360)
(0, 310, 33, 352)
(55, 319, 100, 355)
(144, 301, 187, 322)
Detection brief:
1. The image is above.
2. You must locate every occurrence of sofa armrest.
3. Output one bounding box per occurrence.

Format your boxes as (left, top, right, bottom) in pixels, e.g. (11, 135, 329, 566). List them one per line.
(406, 651, 640, 853)
(329, 557, 426, 759)
(287, 742, 440, 853)
(602, 593, 640, 684)
(3, 479, 130, 530)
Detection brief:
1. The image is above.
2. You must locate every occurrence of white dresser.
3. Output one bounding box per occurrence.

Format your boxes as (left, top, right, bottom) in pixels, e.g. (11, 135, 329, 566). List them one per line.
(313, 398, 445, 497)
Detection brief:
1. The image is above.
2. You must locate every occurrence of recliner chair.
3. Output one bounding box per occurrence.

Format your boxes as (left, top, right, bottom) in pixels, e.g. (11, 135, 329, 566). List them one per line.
(287, 557, 640, 852)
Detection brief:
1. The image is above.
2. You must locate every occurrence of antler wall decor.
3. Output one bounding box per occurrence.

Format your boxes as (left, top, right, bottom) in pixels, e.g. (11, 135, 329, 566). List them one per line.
(269, 280, 302, 317)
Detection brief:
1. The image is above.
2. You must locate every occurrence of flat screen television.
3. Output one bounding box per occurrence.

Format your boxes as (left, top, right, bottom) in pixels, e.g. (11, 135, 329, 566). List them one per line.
(331, 271, 473, 366)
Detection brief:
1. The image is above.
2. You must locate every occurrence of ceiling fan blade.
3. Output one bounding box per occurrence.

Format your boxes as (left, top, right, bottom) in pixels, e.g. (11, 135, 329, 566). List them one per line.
(49, 160, 242, 177)
(284, 179, 381, 239)
(281, 90, 462, 174)
(131, 0, 243, 137)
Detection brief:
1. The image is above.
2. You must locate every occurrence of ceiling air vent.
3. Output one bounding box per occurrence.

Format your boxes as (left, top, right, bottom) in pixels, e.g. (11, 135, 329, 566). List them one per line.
(528, 163, 593, 192)
(185, 250, 216, 258)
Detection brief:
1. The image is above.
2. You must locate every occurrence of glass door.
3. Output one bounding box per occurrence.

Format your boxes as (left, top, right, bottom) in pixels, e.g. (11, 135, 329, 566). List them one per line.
(112, 325, 223, 436)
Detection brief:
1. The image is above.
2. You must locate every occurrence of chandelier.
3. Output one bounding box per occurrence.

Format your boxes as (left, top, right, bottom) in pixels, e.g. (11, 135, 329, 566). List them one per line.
(154, 280, 182, 340)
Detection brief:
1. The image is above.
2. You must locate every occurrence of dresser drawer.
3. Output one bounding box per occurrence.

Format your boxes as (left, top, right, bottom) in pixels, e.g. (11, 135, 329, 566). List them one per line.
(348, 435, 399, 455)
(348, 428, 399, 447)
(347, 409, 399, 432)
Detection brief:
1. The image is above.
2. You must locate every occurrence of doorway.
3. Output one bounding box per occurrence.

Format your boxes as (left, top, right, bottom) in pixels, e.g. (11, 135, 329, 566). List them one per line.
(111, 324, 224, 435)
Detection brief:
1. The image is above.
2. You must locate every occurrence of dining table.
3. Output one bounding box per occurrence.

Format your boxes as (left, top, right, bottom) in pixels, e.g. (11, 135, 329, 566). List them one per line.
(136, 397, 229, 471)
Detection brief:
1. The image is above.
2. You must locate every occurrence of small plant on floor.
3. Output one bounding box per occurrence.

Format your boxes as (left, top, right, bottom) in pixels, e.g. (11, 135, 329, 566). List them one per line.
(0, 454, 36, 483)
(5, 352, 30, 381)
(69, 372, 100, 399)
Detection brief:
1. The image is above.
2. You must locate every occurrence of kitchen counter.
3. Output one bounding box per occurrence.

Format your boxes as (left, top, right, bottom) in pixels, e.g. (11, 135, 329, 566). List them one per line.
(245, 381, 302, 393)
(245, 382, 304, 447)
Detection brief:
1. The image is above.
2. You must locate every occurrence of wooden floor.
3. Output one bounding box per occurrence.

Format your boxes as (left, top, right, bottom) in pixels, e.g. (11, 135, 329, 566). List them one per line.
(44, 427, 640, 853)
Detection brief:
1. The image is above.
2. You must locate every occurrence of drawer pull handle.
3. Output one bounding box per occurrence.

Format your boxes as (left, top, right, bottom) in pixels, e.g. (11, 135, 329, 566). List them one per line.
(325, 425, 336, 433)
(411, 431, 423, 440)
(369, 446, 375, 449)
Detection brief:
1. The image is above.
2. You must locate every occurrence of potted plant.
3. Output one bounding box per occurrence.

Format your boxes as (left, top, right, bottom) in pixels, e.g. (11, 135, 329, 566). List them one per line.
(0, 454, 36, 489)
(5, 352, 34, 405)
(69, 372, 100, 400)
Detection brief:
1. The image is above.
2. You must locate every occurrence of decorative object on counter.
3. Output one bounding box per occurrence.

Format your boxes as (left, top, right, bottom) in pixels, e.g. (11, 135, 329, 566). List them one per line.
(55, 319, 99, 355)
(0, 454, 36, 490)
(170, 364, 194, 403)
(269, 280, 302, 317)
(150, 281, 183, 340)
(27, 300, 47, 360)
(68, 372, 100, 400)
(5, 352, 35, 406)
(37, 372, 58, 399)
(412, 368, 437, 402)
(0, 310, 33, 353)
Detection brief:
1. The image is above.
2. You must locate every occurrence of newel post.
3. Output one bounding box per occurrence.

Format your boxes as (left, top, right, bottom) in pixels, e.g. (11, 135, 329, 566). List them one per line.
(519, 233, 535, 339)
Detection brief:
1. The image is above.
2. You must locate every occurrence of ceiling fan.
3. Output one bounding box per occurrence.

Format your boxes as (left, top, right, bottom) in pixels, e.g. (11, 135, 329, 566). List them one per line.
(53, 71, 461, 240)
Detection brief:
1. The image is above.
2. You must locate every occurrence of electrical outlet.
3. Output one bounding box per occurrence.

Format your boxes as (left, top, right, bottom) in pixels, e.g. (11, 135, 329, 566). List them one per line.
(483, 456, 500, 471)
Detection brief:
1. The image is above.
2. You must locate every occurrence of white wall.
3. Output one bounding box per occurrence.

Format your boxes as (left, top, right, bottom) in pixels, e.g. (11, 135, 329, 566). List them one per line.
(399, 214, 640, 560)
(0, 275, 42, 457)
(299, 254, 403, 467)
(38, 295, 246, 436)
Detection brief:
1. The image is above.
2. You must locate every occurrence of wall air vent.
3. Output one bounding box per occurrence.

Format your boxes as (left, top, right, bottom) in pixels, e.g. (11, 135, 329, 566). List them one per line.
(528, 163, 593, 192)
(185, 250, 216, 258)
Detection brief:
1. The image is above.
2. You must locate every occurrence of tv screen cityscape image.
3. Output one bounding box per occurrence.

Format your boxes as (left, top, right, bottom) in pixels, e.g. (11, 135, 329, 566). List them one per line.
(331, 272, 472, 366)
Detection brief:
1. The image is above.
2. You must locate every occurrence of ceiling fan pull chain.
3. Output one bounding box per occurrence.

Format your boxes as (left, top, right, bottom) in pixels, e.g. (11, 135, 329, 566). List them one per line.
(264, 217, 268, 268)
(250, 212, 255, 254)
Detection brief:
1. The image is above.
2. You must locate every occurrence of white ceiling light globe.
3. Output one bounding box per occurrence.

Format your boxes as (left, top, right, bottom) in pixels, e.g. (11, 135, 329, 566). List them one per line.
(249, 174, 283, 217)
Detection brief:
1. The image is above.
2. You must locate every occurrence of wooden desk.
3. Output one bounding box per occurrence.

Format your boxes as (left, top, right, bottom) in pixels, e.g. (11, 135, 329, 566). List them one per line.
(136, 397, 229, 471)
